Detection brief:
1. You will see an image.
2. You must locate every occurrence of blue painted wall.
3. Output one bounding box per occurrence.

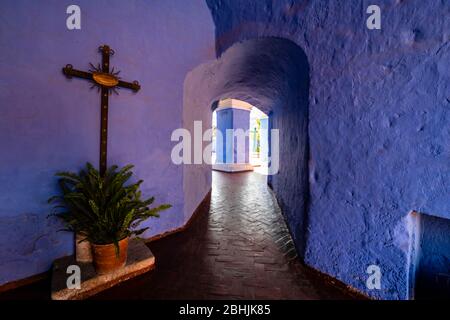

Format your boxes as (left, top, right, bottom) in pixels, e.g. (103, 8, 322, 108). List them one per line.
(215, 109, 233, 163)
(206, 0, 450, 299)
(0, 0, 215, 285)
(231, 109, 250, 164)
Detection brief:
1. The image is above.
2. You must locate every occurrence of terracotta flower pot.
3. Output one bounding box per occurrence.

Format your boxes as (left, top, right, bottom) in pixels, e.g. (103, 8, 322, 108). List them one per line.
(92, 237, 129, 274)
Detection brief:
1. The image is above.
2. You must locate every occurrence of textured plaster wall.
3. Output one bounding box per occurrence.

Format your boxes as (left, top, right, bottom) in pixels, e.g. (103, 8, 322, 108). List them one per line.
(0, 0, 215, 285)
(206, 0, 450, 299)
(182, 63, 214, 221)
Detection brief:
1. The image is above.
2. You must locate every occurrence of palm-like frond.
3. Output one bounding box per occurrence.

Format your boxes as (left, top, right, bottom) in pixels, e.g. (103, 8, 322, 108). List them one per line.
(48, 163, 171, 254)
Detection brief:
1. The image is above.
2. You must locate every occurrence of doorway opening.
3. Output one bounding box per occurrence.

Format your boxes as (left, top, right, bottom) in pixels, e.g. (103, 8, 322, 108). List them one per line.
(211, 99, 269, 174)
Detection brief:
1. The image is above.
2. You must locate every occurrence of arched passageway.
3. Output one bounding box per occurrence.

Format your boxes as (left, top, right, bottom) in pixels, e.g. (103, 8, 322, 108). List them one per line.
(211, 99, 269, 173)
(183, 37, 310, 258)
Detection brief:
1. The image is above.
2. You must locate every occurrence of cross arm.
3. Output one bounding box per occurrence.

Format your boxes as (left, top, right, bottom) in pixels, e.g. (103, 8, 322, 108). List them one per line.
(62, 64, 93, 81)
(62, 64, 140, 92)
(117, 79, 141, 92)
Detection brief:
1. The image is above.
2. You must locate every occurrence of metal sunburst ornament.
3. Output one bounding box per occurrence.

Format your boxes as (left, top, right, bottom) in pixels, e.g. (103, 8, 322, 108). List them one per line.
(88, 60, 122, 95)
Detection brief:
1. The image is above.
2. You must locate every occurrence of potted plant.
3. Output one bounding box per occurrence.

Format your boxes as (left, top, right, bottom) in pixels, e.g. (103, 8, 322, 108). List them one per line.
(49, 163, 171, 274)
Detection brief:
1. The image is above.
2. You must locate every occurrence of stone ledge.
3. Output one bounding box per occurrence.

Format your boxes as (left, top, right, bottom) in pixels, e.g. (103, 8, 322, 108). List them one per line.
(212, 163, 254, 172)
(51, 239, 155, 300)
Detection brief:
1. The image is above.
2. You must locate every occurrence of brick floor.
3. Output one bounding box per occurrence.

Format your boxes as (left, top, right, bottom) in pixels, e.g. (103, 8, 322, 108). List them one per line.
(0, 171, 360, 300)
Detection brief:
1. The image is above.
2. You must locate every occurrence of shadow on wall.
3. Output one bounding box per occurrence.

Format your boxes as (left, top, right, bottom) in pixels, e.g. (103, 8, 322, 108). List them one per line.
(183, 37, 310, 258)
(414, 213, 450, 299)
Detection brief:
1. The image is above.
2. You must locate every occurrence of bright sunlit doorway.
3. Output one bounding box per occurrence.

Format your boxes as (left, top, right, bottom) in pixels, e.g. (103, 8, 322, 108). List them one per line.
(211, 99, 269, 174)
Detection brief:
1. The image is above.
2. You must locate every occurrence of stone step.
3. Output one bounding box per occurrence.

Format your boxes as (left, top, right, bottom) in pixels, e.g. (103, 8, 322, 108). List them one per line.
(51, 239, 155, 300)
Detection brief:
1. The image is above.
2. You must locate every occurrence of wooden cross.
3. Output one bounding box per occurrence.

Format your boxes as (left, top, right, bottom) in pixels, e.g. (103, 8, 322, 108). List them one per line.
(62, 45, 140, 176)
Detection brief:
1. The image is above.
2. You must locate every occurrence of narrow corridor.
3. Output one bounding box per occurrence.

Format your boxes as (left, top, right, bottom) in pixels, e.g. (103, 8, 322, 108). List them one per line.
(94, 171, 357, 299)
